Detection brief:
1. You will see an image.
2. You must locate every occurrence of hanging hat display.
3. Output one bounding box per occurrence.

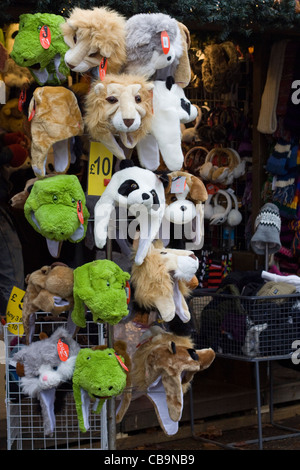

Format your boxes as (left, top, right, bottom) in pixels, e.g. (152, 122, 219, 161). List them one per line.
(251, 203, 281, 255)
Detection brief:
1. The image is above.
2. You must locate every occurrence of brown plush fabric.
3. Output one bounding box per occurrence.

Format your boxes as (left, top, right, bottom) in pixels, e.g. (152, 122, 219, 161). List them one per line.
(60, 6, 127, 74)
(22, 264, 74, 344)
(29, 86, 83, 177)
(202, 42, 240, 94)
(130, 240, 197, 323)
(131, 328, 215, 424)
(165, 170, 208, 206)
(174, 22, 192, 88)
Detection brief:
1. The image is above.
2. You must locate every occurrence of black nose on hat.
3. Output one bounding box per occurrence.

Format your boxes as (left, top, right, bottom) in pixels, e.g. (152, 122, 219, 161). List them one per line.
(180, 205, 187, 211)
(142, 193, 150, 200)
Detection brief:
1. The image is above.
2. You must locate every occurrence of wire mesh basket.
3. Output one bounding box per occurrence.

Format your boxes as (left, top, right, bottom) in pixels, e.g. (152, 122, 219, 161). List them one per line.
(4, 313, 108, 450)
(189, 290, 300, 360)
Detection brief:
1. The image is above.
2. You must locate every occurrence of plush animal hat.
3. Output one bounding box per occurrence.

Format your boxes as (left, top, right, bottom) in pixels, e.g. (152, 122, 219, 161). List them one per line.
(84, 73, 154, 161)
(93, 160, 167, 265)
(28, 86, 84, 177)
(136, 77, 198, 171)
(72, 343, 129, 433)
(12, 327, 80, 436)
(71, 259, 130, 328)
(131, 326, 215, 435)
(124, 12, 191, 87)
(201, 41, 241, 94)
(24, 174, 90, 258)
(10, 13, 69, 86)
(163, 171, 208, 247)
(21, 263, 75, 344)
(61, 6, 127, 76)
(131, 240, 199, 323)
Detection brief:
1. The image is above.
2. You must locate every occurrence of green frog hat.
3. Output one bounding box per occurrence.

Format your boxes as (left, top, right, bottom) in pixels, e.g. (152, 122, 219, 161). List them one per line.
(72, 259, 130, 327)
(10, 13, 69, 86)
(24, 174, 89, 258)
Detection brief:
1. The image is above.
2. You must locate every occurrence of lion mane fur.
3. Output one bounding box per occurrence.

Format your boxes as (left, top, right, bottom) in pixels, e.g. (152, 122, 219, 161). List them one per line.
(84, 73, 154, 158)
(61, 7, 127, 75)
(130, 240, 199, 322)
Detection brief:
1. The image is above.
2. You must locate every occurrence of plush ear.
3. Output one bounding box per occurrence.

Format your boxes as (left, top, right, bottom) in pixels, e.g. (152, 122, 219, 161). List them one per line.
(189, 175, 208, 202)
(196, 348, 216, 370)
(94, 83, 105, 95)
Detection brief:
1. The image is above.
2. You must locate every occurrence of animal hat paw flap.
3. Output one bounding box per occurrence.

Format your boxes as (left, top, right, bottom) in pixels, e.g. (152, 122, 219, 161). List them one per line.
(10, 13, 69, 86)
(137, 78, 198, 171)
(72, 346, 128, 433)
(71, 259, 130, 328)
(132, 327, 215, 435)
(24, 174, 90, 258)
(29, 86, 83, 177)
(12, 327, 80, 436)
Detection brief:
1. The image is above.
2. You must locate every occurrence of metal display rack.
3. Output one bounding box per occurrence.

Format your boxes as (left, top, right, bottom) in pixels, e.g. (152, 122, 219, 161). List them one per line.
(188, 289, 300, 449)
(4, 314, 108, 450)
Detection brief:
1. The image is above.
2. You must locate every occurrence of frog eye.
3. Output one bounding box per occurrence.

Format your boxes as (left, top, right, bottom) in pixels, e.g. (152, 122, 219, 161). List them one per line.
(107, 281, 110, 287)
(53, 195, 58, 202)
(71, 197, 76, 204)
(86, 356, 91, 360)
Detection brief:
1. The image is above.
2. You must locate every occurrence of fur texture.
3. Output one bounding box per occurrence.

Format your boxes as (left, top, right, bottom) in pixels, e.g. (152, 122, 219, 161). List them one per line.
(22, 263, 74, 344)
(10, 13, 69, 86)
(131, 240, 199, 322)
(84, 73, 154, 160)
(93, 161, 166, 265)
(123, 13, 191, 87)
(72, 345, 128, 432)
(24, 174, 90, 258)
(71, 259, 130, 327)
(136, 78, 198, 171)
(29, 86, 83, 177)
(61, 7, 127, 74)
(13, 327, 80, 435)
(131, 327, 215, 434)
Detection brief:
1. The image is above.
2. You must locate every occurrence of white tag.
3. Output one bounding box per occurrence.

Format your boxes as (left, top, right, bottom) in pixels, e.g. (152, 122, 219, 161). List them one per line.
(0, 80, 6, 104)
(171, 176, 186, 194)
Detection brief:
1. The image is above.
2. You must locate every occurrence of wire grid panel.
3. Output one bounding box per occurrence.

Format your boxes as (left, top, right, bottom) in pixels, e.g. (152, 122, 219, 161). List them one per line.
(5, 314, 108, 450)
(190, 292, 300, 360)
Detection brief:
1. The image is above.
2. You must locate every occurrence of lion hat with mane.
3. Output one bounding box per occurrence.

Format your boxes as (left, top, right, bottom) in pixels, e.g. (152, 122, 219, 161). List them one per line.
(60, 6, 127, 76)
(84, 73, 154, 160)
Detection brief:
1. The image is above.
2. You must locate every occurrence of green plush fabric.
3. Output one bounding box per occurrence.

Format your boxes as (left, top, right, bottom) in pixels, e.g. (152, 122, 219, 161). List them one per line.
(24, 174, 89, 243)
(73, 347, 127, 433)
(72, 259, 130, 327)
(10, 13, 69, 85)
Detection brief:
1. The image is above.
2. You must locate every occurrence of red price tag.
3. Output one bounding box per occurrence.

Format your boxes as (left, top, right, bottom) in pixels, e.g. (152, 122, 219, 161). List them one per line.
(77, 200, 84, 224)
(125, 280, 131, 305)
(40, 25, 51, 49)
(18, 88, 26, 112)
(99, 57, 107, 81)
(115, 353, 129, 372)
(161, 31, 170, 55)
(57, 339, 69, 362)
(28, 100, 36, 121)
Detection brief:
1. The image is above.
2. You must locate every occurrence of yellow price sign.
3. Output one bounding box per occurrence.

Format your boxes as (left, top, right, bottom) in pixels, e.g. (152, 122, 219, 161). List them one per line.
(88, 142, 113, 196)
(6, 286, 25, 336)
